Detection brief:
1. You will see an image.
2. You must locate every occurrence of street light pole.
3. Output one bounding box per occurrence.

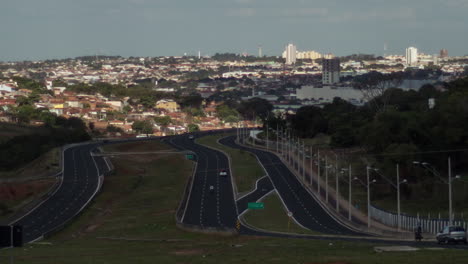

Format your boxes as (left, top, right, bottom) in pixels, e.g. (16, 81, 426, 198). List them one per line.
(317, 149, 321, 195)
(335, 153, 339, 212)
(310, 146, 313, 187)
(302, 142, 306, 181)
(325, 156, 329, 203)
(276, 123, 279, 153)
(449, 156, 452, 224)
(348, 165, 352, 221)
(367, 166, 371, 229)
(397, 163, 401, 231)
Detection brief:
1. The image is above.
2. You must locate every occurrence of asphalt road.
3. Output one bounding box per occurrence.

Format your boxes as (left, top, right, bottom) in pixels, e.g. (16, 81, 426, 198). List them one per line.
(164, 133, 238, 230)
(10, 143, 110, 243)
(219, 135, 367, 236)
(236, 176, 274, 215)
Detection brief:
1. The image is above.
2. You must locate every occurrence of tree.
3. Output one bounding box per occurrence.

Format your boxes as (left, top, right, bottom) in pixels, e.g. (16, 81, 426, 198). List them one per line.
(187, 124, 200, 132)
(132, 120, 153, 135)
(288, 106, 328, 138)
(237, 98, 273, 121)
(215, 104, 239, 121)
(353, 71, 404, 113)
(154, 116, 172, 126)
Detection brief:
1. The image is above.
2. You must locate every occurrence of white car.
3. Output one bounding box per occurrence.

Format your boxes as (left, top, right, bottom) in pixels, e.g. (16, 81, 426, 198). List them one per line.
(209, 185, 214, 193)
(219, 169, 228, 177)
(188, 135, 195, 140)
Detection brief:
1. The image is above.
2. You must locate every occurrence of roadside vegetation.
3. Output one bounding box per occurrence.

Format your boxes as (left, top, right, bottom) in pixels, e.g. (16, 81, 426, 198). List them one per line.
(2, 139, 468, 263)
(196, 134, 265, 194)
(261, 76, 468, 219)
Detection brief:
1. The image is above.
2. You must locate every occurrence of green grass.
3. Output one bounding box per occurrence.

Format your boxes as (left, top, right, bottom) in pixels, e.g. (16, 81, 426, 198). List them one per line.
(196, 134, 265, 194)
(243, 191, 322, 235)
(2, 139, 468, 263)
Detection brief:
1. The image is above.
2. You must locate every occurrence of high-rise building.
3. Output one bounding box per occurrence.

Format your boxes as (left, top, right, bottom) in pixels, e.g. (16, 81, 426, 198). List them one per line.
(296, 50, 322, 60)
(406, 47, 418, 66)
(440, 49, 448, 58)
(284, 43, 297, 65)
(322, 58, 340, 85)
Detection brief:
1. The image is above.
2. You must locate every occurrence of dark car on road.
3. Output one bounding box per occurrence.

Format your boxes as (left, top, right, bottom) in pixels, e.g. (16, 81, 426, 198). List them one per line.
(436, 226, 467, 244)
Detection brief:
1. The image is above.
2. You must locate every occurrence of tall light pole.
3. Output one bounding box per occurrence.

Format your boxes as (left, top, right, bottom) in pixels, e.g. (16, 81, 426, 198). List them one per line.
(396, 164, 408, 231)
(325, 156, 329, 203)
(348, 165, 352, 221)
(317, 149, 321, 195)
(368, 165, 407, 231)
(335, 153, 339, 212)
(353, 174, 375, 229)
(413, 157, 459, 225)
(310, 146, 313, 187)
(276, 123, 279, 153)
(302, 141, 306, 181)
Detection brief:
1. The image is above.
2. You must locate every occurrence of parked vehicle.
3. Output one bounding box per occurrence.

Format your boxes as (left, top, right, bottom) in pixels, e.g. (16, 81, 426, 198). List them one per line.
(436, 226, 467, 244)
(209, 185, 214, 193)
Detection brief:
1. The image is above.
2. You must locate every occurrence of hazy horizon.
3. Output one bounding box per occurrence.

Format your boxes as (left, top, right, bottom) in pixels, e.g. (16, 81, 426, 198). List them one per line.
(2, 0, 468, 61)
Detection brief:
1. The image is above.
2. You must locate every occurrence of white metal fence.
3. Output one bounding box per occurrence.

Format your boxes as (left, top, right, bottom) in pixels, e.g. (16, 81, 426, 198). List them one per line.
(370, 205, 468, 234)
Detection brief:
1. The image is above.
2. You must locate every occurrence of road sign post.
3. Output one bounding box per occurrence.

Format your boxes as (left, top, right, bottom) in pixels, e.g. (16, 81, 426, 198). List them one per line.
(248, 202, 264, 209)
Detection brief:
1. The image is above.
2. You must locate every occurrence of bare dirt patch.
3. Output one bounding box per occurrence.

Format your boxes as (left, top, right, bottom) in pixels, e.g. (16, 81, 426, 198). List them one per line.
(0, 179, 56, 201)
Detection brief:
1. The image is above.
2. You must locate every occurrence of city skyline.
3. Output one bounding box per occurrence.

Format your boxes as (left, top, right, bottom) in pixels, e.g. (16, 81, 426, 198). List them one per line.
(1, 0, 468, 61)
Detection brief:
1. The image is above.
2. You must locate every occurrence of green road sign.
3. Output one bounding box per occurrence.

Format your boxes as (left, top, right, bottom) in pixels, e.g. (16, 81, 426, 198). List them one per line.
(248, 202, 264, 209)
(185, 154, 195, 160)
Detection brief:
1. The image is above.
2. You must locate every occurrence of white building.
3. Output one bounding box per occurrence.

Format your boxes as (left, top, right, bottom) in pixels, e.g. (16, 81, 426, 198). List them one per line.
(283, 44, 297, 65)
(406, 47, 418, 66)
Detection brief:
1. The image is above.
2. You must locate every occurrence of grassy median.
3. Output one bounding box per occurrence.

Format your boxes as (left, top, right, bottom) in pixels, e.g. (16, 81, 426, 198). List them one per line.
(1, 139, 468, 263)
(243, 191, 322, 235)
(196, 134, 265, 194)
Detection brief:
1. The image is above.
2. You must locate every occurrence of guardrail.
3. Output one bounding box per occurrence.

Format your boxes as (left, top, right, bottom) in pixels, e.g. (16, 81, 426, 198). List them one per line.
(370, 205, 468, 234)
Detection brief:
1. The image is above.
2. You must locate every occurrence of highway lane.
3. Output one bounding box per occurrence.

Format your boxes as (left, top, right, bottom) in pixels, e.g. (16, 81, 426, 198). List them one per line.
(220, 135, 367, 236)
(11, 143, 109, 243)
(164, 133, 238, 230)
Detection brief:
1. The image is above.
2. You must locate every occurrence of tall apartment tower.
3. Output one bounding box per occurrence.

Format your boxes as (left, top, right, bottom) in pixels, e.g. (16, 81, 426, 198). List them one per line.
(322, 58, 340, 85)
(406, 47, 418, 66)
(284, 43, 297, 65)
(440, 49, 448, 58)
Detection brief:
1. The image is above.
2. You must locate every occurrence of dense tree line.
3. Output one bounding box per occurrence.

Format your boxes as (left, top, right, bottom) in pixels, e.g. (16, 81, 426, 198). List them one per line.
(0, 118, 90, 171)
(284, 76, 468, 202)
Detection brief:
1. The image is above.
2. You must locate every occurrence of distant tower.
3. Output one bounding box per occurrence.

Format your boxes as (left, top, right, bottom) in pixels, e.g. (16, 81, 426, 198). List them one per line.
(440, 49, 448, 58)
(322, 58, 341, 85)
(258, 45, 263, 58)
(198, 51, 201, 60)
(406, 47, 418, 66)
(284, 43, 297, 65)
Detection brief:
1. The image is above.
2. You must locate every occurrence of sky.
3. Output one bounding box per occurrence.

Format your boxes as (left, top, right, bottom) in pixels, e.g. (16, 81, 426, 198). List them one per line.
(1, 0, 468, 61)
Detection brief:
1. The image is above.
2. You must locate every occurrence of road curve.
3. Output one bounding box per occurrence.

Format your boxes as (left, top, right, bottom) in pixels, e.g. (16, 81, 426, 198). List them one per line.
(164, 133, 238, 230)
(10, 142, 110, 243)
